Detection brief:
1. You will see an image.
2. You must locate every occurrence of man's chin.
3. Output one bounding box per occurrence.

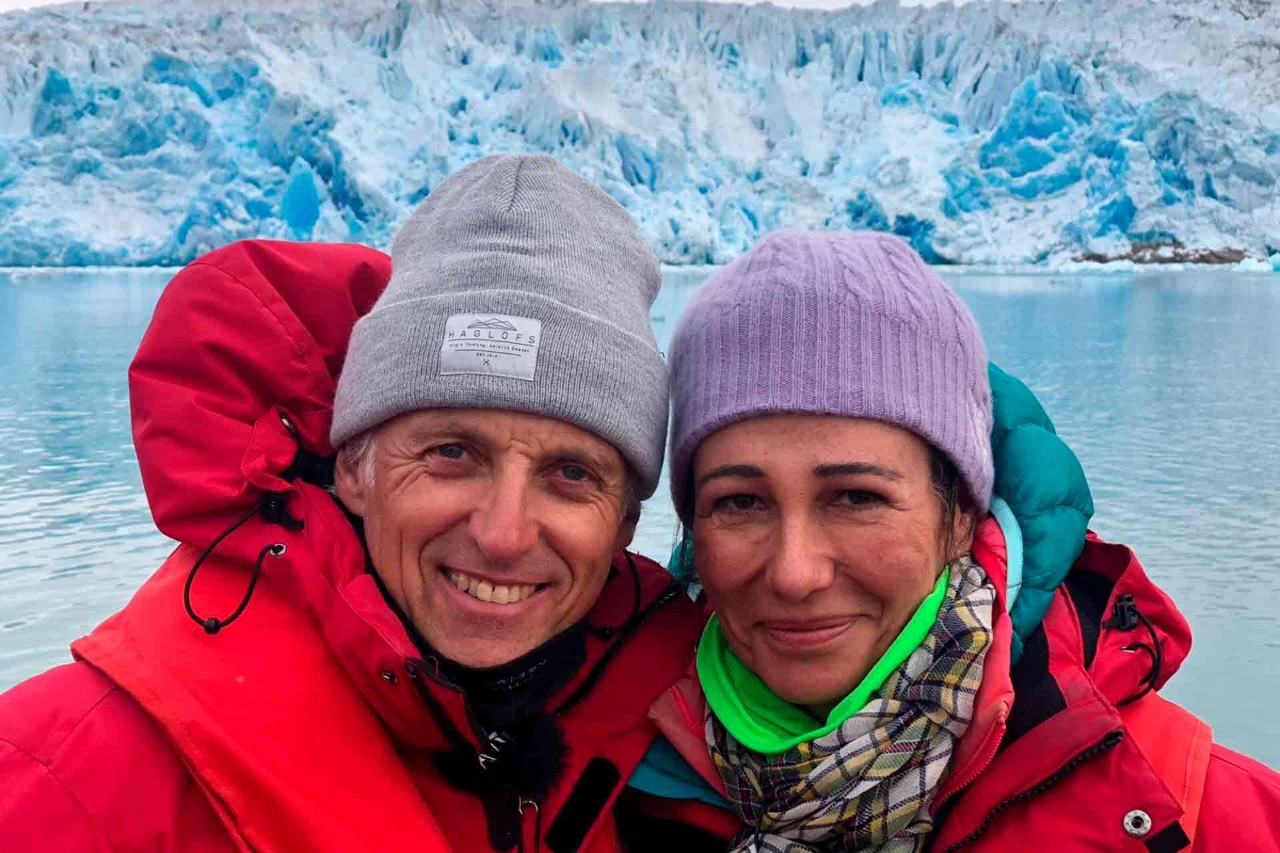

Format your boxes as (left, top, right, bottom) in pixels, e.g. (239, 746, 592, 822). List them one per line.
(430, 635, 543, 670)
(412, 603, 549, 669)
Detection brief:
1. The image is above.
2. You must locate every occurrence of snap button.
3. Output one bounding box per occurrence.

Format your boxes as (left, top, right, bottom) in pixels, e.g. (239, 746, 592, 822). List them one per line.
(1123, 809, 1152, 837)
(380, 670, 398, 685)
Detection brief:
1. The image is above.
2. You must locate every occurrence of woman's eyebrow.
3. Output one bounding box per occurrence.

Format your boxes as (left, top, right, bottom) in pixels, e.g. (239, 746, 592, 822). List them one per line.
(813, 462, 902, 480)
(696, 464, 765, 488)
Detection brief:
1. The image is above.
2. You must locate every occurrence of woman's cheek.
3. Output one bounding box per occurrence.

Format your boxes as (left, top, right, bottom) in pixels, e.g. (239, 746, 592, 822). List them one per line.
(693, 528, 753, 598)
(839, 534, 935, 605)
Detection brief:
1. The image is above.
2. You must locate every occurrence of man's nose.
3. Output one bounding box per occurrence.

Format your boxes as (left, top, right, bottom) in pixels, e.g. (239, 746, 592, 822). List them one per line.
(467, 469, 539, 565)
(765, 512, 835, 601)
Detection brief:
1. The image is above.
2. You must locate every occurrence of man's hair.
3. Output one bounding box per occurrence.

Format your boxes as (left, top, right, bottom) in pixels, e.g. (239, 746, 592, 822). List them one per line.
(337, 430, 378, 487)
(620, 464, 642, 525)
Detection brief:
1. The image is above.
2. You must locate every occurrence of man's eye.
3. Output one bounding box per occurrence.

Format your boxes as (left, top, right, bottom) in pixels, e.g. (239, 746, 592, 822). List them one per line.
(561, 464, 588, 482)
(431, 443, 467, 460)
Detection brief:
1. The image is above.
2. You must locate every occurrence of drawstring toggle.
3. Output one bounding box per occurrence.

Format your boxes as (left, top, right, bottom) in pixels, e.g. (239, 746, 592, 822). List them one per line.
(183, 492, 298, 635)
(259, 493, 304, 531)
(1103, 593, 1165, 706)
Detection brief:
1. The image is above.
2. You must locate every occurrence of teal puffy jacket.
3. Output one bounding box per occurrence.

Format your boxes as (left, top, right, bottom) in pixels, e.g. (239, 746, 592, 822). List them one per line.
(987, 363, 1094, 660)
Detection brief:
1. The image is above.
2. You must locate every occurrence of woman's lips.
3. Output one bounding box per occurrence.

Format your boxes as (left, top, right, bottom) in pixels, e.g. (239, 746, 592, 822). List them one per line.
(763, 617, 857, 649)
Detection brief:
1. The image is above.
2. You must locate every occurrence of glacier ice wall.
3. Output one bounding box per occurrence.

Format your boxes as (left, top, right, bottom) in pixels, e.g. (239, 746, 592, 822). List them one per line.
(1, 0, 1278, 266)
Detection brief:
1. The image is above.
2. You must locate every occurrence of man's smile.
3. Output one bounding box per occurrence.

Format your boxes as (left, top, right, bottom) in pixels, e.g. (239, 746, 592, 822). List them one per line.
(443, 567, 547, 606)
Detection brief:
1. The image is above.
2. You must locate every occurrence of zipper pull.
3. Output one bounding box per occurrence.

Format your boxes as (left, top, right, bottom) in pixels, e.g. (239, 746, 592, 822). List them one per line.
(518, 799, 541, 853)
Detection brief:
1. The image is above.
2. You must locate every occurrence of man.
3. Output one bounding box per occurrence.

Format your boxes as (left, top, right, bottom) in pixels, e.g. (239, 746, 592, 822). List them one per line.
(0, 155, 704, 851)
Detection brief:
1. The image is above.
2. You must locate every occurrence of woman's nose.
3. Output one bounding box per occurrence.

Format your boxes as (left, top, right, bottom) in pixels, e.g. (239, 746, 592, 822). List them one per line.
(467, 472, 539, 565)
(765, 513, 835, 601)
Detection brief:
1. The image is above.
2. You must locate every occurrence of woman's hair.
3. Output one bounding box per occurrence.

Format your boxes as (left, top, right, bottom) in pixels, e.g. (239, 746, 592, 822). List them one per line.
(929, 446, 980, 563)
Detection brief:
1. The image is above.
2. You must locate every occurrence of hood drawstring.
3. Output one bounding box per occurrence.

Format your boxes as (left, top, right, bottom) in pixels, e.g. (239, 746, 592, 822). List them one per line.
(1104, 593, 1165, 707)
(181, 492, 300, 635)
(181, 415, 332, 636)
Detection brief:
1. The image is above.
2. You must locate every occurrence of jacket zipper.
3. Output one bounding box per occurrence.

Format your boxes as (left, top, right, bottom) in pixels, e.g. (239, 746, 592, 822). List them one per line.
(937, 730, 1123, 852)
(933, 705, 1009, 808)
(517, 799, 541, 853)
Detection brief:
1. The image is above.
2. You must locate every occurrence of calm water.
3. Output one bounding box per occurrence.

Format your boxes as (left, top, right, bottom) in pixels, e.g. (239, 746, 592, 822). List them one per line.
(1, 267, 1277, 768)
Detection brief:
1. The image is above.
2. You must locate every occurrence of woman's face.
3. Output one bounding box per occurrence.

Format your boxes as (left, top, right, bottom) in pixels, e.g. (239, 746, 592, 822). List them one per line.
(692, 414, 974, 710)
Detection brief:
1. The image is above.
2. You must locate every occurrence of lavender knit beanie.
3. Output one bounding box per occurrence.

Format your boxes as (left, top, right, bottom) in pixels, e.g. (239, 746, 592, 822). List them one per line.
(668, 230, 993, 523)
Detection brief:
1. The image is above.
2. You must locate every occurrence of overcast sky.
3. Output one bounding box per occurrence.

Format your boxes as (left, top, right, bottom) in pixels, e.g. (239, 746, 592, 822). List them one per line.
(1, 0, 73, 9)
(1, 0, 972, 14)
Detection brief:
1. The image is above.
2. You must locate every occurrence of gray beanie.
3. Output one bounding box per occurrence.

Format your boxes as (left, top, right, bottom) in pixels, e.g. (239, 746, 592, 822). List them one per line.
(331, 154, 668, 497)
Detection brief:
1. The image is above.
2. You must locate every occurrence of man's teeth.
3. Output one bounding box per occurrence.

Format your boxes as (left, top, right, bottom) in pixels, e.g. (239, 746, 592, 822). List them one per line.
(447, 570, 537, 605)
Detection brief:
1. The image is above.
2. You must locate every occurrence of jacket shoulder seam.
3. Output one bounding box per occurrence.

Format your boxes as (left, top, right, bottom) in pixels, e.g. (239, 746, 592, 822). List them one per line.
(45, 679, 124, 767)
(0, 735, 116, 851)
(1209, 748, 1280, 795)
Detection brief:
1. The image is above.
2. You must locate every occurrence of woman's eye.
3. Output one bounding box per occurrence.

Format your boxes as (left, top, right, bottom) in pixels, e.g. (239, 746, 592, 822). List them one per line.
(712, 494, 763, 513)
(834, 490, 884, 508)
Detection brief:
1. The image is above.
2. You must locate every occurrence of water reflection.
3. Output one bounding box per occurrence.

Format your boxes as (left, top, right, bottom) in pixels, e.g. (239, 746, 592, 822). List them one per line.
(959, 272, 1280, 768)
(0, 270, 177, 687)
(0, 266, 1277, 768)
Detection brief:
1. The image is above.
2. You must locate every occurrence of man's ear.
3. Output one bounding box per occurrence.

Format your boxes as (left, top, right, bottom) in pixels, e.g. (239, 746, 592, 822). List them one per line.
(614, 516, 637, 554)
(334, 450, 368, 517)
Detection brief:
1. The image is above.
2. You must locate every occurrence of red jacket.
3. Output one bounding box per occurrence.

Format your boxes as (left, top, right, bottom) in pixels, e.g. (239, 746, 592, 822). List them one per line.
(648, 520, 1280, 851)
(0, 241, 704, 852)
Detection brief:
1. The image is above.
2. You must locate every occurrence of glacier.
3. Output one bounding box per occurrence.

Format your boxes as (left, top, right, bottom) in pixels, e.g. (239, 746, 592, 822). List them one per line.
(0, 0, 1278, 267)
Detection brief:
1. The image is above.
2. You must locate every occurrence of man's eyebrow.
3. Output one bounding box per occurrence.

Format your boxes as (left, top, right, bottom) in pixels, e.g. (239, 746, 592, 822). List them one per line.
(409, 422, 620, 474)
(813, 462, 902, 480)
(406, 422, 488, 447)
(544, 446, 616, 474)
(696, 464, 765, 488)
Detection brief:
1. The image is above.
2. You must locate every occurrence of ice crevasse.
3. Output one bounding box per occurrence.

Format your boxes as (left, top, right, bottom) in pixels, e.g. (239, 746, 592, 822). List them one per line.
(0, 0, 1277, 267)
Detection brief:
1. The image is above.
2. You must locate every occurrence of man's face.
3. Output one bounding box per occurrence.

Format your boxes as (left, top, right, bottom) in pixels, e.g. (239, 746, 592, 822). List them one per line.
(336, 408, 635, 669)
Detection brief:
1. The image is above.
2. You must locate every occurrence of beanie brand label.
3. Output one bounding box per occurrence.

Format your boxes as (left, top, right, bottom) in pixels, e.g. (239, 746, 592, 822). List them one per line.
(439, 313, 542, 381)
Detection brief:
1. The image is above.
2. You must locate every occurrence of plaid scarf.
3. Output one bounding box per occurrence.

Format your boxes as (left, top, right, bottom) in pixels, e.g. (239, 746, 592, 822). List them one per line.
(707, 557, 995, 853)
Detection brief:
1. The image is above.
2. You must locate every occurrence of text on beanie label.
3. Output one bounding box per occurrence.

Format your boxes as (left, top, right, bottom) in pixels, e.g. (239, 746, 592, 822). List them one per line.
(439, 313, 542, 381)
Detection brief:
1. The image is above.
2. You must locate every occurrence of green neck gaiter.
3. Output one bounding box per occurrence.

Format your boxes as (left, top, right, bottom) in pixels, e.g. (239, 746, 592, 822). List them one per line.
(697, 566, 951, 756)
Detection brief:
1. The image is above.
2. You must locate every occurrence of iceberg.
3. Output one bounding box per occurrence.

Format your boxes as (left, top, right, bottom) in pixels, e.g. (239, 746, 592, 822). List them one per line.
(1, 0, 1277, 266)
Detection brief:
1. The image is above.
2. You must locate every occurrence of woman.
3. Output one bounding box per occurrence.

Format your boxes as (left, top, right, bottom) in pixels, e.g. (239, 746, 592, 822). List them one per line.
(637, 231, 1280, 851)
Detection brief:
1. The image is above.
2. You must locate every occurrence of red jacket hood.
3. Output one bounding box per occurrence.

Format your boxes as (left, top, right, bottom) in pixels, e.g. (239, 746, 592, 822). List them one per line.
(1068, 532, 1193, 704)
(125, 239, 447, 734)
(129, 239, 389, 562)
